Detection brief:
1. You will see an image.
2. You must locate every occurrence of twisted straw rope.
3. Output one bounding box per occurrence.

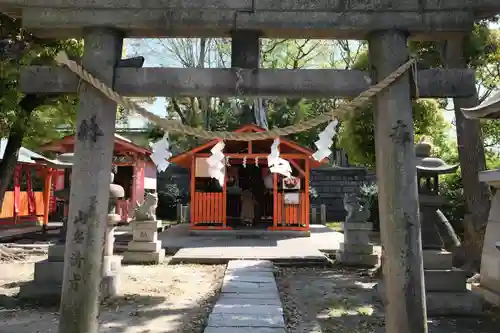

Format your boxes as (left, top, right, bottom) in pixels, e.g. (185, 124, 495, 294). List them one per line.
(54, 51, 416, 141)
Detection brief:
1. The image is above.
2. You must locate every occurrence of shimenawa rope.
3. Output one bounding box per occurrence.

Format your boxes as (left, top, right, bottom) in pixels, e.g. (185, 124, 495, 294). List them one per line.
(54, 51, 416, 141)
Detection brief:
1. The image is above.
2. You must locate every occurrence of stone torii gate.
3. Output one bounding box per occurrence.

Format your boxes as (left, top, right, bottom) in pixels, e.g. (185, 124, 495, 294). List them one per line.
(2, 1, 500, 333)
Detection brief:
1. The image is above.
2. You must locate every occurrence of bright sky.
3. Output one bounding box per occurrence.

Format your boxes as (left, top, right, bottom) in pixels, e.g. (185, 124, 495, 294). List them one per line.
(122, 21, 500, 132)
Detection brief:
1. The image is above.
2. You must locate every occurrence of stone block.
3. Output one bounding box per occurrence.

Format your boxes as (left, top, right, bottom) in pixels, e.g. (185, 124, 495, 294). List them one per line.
(426, 291, 483, 316)
(340, 222, 373, 231)
(376, 281, 483, 316)
(343, 230, 370, 244)
(424, 269, 467, 292)
(127, 240, 161, 252)
(472, 284, 500, 307)
(122, 249, 165, 264)
(339, 242, 374, 254)
(227, 260, 274, 271)
(221, 281, 278, 294)
(207, 312, 285, 328)
(212, 303, 283, 315)
(219, 292, 280, 301)
(131, 220, 162, 231)
(224, 273, 276, 284)
(423, 249, 453, 270)
(336, 251, 379, 267)
(18, 282, 62, 304)
(47, 244, 66, 262)
(34, 260, 64, 284)
(217, 295, 282, 306)
(204, 328, 286, 333)
(102, 255, 122, 276)
(132, 228, 158, 242)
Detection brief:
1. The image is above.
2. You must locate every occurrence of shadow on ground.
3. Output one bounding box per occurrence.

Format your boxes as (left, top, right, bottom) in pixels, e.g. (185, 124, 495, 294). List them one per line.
(0, 261, 225, 333)
(275, 265, 500, 333)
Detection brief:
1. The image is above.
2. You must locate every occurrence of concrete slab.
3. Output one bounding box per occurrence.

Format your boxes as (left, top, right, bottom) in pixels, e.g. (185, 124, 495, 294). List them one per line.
(212, 304, 283, 315)
(204, 260, 285, 333)
(215, 294, 281, 306)
(207, 313, 285, 328)
(227, 260, 275, 271)
(204, 328, 286, 333)
(161, 224, 340, 264)
(221, 285, 279, 294)
(224, 274, 276, 283)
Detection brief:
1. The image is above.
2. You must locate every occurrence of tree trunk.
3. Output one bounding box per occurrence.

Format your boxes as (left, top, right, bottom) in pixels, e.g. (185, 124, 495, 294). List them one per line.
(0, 94, 47, 211)
(442, 38, 491, 272)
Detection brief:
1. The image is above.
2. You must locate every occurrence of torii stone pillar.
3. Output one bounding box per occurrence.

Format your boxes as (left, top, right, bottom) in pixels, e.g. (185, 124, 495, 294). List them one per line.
(369, 30, 427, 333)
(58, 28, 122, 333)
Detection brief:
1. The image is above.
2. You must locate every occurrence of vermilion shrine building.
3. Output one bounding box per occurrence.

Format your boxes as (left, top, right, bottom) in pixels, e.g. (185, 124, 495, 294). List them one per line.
(41, 133, 157, 222)
(170, 124, 323, 232)
(0, 139, 58, 227)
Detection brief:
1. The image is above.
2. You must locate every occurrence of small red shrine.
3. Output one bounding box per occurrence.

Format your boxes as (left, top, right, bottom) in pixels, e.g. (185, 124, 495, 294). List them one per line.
(170, 124, 324, 232)
(41, 133, 157, 222)
(0, 140, 58, 226)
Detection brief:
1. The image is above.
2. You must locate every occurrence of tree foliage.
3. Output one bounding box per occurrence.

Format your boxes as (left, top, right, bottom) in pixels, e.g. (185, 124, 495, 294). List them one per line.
(132, 38, 353, 153)
(0, 14, 83, 148)
(338, 52, 452, 168)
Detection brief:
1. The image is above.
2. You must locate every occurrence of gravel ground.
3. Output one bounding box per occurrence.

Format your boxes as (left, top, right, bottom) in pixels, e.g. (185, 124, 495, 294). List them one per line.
(0, 251, 225, 333)
(275, 265, 500, 333)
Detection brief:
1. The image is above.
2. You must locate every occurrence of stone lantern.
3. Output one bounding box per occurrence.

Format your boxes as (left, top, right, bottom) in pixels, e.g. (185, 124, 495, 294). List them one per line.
(377, 139, 482, 315)
(19, 153, 124, 301)
(414, 140, 458, 250)
(413, 139, 482, 315)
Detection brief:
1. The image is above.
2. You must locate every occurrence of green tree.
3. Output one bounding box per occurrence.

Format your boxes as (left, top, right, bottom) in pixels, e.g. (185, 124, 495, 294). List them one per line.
(338, 52, 452, 168)
(0, 14, 83, 209)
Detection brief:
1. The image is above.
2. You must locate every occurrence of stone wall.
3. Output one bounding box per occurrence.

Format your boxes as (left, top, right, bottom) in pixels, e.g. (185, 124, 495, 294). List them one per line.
(310, 167, 376, 223)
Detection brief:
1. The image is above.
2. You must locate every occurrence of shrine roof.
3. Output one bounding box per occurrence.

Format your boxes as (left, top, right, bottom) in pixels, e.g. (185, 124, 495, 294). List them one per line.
(0, 138, 65, 167)
(170, 124, 324, 168)
(461, 90, 500, 120)
(40, 133, 152, 156)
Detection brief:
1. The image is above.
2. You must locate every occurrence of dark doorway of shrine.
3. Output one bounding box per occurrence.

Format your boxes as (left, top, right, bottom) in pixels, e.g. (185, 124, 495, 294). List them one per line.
(114, 166, 133, 200)
(227, 164, 273, 229)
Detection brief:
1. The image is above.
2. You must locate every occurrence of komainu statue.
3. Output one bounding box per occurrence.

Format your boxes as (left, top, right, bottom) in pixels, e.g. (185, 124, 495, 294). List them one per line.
(343, 193, 371, 223)
(133, 192, 158, 221)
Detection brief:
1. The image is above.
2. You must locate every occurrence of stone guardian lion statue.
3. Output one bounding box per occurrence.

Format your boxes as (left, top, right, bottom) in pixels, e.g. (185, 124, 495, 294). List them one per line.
(343, 193, 371, 223)
(133, 192, 158, 221)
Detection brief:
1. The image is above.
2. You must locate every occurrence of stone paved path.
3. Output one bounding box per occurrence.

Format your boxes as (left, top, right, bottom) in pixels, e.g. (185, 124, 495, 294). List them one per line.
(204, 260, 286, 333)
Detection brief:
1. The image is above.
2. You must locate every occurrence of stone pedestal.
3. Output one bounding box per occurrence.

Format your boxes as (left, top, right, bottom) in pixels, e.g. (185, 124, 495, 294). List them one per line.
(336, 222, 378, 267)
(18, 244, 66, 303)
(376, 249, 483, 315)
(474, 170, 500, 306)
(122, 220, 165, 264)
(18, 215, 122, 302)
(101, 213, 122, 299)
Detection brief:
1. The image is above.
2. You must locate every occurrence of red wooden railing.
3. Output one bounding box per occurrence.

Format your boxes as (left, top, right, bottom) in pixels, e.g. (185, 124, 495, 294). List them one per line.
(191, 192, 224, 225)
(276, 192, 306, 226)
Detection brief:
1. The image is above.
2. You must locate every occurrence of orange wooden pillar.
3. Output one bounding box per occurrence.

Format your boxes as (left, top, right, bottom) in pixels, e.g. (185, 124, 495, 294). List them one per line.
(42, 168, 53, 226)
(272, 172, 278, 228)
(304, 158, 310, 229)
(222, 167, 227, 228)
(190, 155, 196, 227)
